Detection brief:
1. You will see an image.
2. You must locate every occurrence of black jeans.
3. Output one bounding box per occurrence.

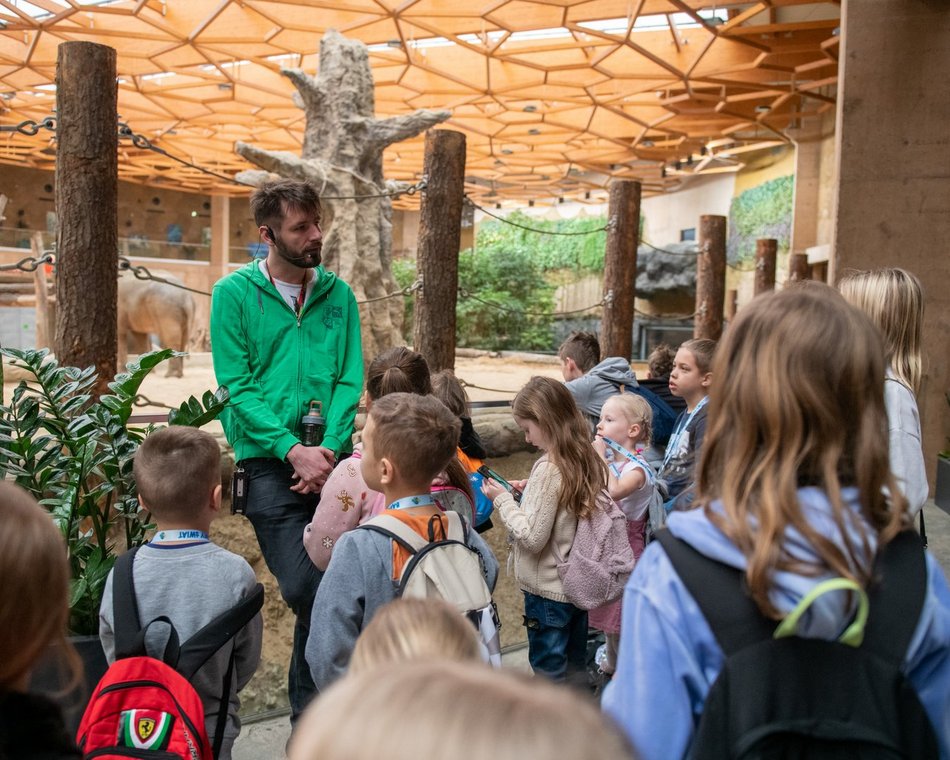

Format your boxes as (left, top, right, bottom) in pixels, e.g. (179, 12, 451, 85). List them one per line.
(241, 457, 323, 721)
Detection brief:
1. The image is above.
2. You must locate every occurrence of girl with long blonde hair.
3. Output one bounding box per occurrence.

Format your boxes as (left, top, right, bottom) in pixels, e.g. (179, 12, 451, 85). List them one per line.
(482, 376, 607, 684)
(840, 267, 928, 514)
(603, 286, 950, 760)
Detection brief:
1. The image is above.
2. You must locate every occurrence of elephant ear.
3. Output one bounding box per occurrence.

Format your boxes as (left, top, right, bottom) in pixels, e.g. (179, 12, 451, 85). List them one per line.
(100, 349, 181, 425)
(167, 386, 230, 428)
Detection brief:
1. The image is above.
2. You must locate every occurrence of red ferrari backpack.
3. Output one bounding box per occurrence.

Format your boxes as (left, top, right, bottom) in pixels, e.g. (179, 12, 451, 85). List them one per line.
(76, 548, 263, 759)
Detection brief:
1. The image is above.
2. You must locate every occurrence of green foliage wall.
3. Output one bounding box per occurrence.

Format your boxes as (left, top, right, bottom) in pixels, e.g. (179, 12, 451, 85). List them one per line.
(726, 175, 794, 263)
(394, 213, 610, 350)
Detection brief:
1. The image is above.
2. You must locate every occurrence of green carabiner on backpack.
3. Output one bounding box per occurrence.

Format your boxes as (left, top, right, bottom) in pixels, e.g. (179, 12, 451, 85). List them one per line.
(773, 577, 869, 647)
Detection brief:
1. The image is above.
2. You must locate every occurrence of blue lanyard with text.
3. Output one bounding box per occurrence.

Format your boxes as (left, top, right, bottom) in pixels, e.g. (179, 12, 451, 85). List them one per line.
(602, 436, 653, 481)
(150, 529, 210, 548)
(386, 494, 436, 511)
(662, 396, 708, 468)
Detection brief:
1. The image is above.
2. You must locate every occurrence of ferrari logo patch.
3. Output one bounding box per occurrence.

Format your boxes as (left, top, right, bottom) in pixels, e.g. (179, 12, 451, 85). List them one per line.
(118, 709, 173, 750)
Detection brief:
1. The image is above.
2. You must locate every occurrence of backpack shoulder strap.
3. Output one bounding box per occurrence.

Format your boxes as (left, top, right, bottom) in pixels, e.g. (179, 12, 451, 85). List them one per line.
(655, 529, 776, 655)
(861, 529, 927, 664)
(443, 510, 465, 542)
(113, 546, 143, 660)
(176, 583, 265, 679)
(360, 514, 428, 553)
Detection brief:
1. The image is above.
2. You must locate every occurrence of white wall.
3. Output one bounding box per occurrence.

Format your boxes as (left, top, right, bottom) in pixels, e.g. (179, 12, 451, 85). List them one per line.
(640, 173, 736, 248)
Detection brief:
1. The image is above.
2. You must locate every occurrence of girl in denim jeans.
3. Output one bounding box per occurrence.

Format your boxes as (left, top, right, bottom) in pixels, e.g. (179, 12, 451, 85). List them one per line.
(482, 376, 608, 684)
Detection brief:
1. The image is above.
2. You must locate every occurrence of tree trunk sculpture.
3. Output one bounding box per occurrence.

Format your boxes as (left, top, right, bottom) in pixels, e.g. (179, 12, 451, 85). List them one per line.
(236, 30, 450, 359)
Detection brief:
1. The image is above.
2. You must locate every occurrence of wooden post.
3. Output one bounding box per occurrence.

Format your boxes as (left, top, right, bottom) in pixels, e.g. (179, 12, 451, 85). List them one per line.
(694, 215, 726, 341)
(54, 41, 118, 395)
(413, 129, 466, 372)
(601, 180, 641, 360)
(31, 232, 51, 349)
(754, 238, 777, 296)
(788, 252, 810, 283)
(725, 288, 738, 321)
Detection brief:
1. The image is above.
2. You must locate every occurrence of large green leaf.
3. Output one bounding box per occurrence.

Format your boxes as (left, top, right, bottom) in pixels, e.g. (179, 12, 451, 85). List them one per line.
(102, 349, 180, 424)
(167, 385, 230, 428)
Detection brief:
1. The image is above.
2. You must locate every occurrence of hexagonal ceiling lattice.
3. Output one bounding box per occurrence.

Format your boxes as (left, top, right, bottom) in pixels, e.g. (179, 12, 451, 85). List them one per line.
(0, 0, 839, 206)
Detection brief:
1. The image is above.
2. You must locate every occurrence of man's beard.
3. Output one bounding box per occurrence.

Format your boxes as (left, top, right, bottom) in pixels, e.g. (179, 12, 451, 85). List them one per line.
(274, 234, 322, 269)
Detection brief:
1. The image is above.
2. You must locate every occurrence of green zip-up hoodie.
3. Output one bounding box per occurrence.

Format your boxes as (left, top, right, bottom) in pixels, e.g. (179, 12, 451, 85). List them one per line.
(210, 260, 363, 463)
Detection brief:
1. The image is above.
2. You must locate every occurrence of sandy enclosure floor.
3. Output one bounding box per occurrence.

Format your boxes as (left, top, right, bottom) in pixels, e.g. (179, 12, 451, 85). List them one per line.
(2, 350, 562, 715)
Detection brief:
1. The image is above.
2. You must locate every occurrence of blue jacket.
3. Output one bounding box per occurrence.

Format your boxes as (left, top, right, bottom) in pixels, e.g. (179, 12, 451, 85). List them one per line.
(602, 488, 950, 760)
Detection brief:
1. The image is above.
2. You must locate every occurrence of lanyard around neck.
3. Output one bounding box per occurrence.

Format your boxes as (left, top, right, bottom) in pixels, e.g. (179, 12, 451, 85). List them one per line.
(386, 494, 436, 511)
(601, 436, 652, 480)
(662, 396, 709, 468)
(150, 529, 210, 547)
(264, 261, 308, 316)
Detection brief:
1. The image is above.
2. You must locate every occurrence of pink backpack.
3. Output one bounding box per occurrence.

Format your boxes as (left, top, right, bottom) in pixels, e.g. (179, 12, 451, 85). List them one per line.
(552, 489, 636, 610)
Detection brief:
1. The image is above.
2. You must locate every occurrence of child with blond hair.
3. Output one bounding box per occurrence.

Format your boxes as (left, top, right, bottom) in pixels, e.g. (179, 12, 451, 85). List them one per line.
(289, 661, 638, 760)
(590, 393, 656, 676)
(348, 598, 482, 674)
(604, 287, 950, 759)
(840, 267, 928, 515)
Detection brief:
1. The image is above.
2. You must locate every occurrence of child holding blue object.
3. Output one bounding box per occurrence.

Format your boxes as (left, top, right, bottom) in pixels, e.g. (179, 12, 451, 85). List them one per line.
(602, 286, 950, 760)
(657, 338, 714, 510)
(482, 376, 607, 685)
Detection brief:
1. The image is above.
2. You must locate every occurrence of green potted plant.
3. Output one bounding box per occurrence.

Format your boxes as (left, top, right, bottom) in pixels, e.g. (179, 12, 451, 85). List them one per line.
(936, 392, 950, 513)
(0, 346, 229, 722)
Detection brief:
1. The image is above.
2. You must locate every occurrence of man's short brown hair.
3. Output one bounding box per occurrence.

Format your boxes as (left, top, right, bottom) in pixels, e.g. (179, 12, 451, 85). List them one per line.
(369, 394, 460, 487)
(133, 427, 221, 521)
(249, 179, 321, 228)
(558, 331, 601, 373)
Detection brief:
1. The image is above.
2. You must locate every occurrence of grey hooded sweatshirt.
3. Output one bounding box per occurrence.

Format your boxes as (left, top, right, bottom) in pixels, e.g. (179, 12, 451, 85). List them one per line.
(565, 356, 639, 431)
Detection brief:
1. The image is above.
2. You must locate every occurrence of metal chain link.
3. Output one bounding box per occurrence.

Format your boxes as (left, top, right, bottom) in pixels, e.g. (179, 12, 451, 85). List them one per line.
(0, 117, 56, 136)
(465, 198, 610, 236)
(117, 256, 213, 296)
(0, 253, 55, 272)
(458, 289, 607, 317)
(356, 278, 422, 305)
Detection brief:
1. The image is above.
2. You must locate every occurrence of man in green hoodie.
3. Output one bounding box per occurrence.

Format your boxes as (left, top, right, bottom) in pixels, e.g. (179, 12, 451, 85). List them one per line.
(210, 179, 363, 722)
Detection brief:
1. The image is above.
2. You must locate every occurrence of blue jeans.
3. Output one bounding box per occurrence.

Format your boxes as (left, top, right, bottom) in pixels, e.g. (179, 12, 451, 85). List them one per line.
(523, 591, 588, 685)
(242, 458, 323, 721)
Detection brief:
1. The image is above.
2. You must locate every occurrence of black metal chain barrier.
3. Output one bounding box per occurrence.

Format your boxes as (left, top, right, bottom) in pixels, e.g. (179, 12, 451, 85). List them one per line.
(635, 307, 697, 321)
(458, 289, 606, 317)
(356, 278, 422, 305)
(459, 379, 520, 395)
(133, 394, 178, 410)
(0, 254, 55, 272)
(117, 256, 214, 296)
(640, 240, 699, 257)
(118, 122, 256, 188)
(0, 117, 56, 136)
(464, 198, 611, 236)
(727, 261, 757, 272)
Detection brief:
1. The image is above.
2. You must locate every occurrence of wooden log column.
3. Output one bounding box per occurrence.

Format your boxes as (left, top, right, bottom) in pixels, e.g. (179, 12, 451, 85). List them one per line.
(694, 215, 726, 341)
(788, 253, 810, 283)
(754, 238, 777, 296)
(600, 180, 641, 360)
(413, 129, 466, 372)
(54, 41, 118, 395)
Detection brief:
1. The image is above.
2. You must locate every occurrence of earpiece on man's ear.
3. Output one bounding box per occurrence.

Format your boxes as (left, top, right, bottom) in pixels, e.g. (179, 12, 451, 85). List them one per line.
(264, 226, 276, 244)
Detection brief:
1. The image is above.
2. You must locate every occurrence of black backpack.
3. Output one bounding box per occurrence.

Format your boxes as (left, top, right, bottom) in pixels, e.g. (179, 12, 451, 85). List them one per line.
(656, 529, 938, 759)
(620, 383, 677, 448)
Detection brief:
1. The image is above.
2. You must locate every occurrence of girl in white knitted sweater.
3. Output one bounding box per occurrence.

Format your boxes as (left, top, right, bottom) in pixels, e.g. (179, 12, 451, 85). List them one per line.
(483, 376, 608, 684)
